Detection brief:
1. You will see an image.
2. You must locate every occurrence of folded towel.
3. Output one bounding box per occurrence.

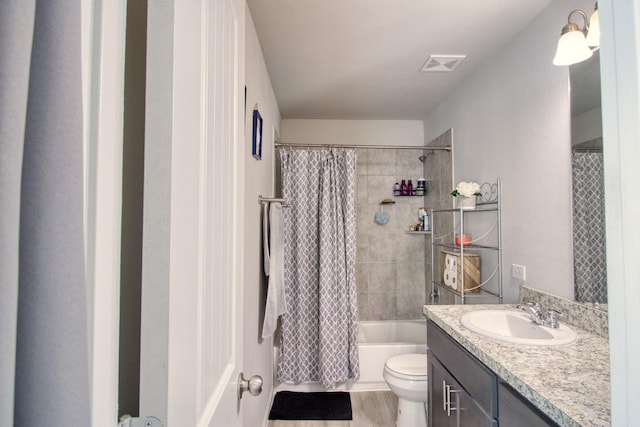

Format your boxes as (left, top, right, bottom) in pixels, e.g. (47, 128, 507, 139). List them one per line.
(263, 203, 270, 276)
(262, 202, 287, 338)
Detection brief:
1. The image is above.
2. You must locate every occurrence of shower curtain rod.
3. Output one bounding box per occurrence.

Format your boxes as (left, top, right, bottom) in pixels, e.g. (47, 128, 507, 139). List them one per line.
(275, 142, 451, 151)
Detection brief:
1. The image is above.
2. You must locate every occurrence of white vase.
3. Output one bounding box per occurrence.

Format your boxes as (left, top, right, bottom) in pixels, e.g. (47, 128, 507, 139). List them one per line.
(458, 196, 476, 210)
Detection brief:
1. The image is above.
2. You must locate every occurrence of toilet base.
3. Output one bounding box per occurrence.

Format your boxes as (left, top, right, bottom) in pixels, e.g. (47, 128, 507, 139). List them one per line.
(395, 397, 427, 427)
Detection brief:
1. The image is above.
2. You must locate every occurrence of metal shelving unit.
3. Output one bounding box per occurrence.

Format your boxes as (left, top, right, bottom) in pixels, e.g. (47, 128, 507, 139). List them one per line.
(430, 179, 503, 305)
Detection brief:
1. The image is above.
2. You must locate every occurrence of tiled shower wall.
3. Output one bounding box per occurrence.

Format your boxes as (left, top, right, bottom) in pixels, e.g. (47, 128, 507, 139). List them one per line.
(356, 130, 452, 320)
(423, 130, 455, 305)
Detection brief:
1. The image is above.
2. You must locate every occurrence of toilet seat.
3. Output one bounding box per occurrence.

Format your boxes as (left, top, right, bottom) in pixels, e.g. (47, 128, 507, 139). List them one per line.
(384, 353, 427, 381)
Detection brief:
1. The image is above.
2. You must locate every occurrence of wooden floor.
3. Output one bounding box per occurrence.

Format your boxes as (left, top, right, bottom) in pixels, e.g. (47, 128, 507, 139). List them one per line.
(267, 391, 399, 427)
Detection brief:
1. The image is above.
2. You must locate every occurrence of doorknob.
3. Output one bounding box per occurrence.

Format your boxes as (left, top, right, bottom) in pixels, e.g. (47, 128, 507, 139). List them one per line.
(237, 373, 263, 399)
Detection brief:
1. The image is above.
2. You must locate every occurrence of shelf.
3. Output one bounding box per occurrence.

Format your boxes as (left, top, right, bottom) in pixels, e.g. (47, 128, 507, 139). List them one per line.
(432, 206, 499, 213)
(405, 230, 432, 235)
(430, 179, 503, 305)
(432, 243, 499, 251)
(432, 281, 501, 299)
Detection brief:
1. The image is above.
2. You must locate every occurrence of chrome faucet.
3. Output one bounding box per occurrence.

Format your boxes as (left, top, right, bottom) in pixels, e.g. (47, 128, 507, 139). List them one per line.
(515, 302, 563, 329)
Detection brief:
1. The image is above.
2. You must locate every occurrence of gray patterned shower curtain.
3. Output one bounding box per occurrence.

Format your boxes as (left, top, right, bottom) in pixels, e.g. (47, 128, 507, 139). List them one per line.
(572, 151, 607, 303)
(277, 148, 360, 388)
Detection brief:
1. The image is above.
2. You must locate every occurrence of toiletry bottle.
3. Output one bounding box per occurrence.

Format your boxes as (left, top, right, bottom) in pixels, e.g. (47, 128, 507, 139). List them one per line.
(393, 182, 400, 197)
(407, 180, 413, 196)
(416, 179, 425, 196)
(400, 180, 407, 196)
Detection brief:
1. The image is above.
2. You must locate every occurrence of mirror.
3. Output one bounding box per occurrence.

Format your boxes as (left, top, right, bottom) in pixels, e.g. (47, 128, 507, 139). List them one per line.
(570, 50, 607, 305)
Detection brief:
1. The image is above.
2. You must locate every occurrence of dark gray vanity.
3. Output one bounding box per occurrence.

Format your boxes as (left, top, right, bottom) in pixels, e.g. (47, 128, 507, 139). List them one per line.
(428, 320, 557, 426)
(424, 302, 610, 427)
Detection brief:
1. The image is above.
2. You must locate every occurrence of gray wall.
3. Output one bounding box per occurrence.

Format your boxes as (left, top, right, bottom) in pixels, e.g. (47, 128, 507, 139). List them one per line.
(242, 7, 282, 426)
(423, 0, 595, 303)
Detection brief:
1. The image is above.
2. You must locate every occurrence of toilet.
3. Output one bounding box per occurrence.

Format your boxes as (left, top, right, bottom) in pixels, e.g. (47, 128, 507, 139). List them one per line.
(383, 353, 428, 427)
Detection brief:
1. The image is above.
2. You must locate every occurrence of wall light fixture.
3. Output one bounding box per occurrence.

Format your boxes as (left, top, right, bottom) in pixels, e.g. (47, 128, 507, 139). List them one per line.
(553, 3, 600, 66)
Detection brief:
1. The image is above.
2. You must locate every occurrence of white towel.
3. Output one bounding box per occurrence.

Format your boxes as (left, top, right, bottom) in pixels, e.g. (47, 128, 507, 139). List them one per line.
(263, 203, 270, 276)
(262, 202, 287, 338)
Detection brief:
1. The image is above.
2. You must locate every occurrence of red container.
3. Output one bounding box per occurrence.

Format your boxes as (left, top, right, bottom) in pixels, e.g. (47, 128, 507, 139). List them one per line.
(455, 234, 472, 246)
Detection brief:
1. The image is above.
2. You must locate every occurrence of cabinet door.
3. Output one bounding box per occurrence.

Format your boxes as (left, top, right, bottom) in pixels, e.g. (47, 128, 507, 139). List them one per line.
(457, 389, 498, 427)
(429, 355, 455, 427)
(498, 382, 559, 427)
(429, 354, 497, 427)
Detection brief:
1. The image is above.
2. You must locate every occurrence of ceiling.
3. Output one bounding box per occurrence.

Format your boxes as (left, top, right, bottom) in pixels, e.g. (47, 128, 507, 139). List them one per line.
(247, 0, 554, 120)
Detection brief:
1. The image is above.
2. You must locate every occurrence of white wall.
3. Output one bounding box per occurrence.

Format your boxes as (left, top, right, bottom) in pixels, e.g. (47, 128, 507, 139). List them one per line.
(572, 106, 603, 145)
(423, 0, 595, 303)
(243, 6, 282, 426)
(281, 119, 424, 146)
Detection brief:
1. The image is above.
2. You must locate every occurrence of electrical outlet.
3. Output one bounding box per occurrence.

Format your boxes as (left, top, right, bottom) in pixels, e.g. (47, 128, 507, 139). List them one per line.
(512, 264, 526, 281)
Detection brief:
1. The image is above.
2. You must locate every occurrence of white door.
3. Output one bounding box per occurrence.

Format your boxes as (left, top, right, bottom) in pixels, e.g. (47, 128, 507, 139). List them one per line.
(140, 1, 246, 426)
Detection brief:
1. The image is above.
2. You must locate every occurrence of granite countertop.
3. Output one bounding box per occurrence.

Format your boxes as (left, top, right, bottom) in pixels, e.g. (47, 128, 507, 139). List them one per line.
(424, 304, 611, 427)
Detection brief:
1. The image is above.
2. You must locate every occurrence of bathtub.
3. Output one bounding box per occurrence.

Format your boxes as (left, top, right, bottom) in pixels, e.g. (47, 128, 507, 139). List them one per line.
(274, 319, 427, 392)
(356, 320, 427, 390)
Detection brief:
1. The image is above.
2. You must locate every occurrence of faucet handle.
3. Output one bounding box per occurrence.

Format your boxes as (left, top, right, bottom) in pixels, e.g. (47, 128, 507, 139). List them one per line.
(547, 308, 562, 318)
(517, 301, 539, 309)
(545, 308, 563, 328)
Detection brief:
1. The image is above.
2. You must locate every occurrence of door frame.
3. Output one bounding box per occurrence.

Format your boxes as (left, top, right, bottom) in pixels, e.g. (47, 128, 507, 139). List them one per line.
(81, 1, 127, 426)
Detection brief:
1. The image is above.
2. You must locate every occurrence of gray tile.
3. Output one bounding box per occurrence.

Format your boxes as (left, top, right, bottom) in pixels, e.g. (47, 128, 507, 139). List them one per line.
(396, 262, 426, 290)
(356, 175, 368, 205)
(396, 149, 423, 177)
(357, 292, 370, 321)
(368, 263, 396, 292)
(356, 263, 369, 293)
(396, 233, 426, 262)
(356, 149, 368, 176)
(356, 234, 369, 263)
(397, 288, 426, 319)
(368, 293, 397, 320)
(367, 149, 396, 176)
(367, 176, 396, 204)
(369, 233, 398, 263)
(356, 202, 370, 237)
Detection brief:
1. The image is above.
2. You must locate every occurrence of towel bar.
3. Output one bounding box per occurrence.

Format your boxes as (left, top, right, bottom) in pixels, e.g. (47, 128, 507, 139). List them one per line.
(258, 195, 289, 207)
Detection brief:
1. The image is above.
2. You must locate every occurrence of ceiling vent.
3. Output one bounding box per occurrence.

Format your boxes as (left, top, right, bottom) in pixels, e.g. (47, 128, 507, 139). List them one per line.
(420, 55, 466, 72)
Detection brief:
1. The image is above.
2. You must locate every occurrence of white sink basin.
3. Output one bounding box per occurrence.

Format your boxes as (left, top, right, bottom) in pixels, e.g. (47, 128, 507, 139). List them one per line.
(460, 310, 577, 346)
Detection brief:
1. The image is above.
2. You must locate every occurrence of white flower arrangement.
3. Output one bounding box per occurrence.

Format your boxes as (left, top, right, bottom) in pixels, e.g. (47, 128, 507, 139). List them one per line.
(451, 181, 482, 198)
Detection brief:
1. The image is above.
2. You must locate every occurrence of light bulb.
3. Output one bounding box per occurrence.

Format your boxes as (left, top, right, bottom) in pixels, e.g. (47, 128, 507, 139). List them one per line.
(553, 30, 593, 66)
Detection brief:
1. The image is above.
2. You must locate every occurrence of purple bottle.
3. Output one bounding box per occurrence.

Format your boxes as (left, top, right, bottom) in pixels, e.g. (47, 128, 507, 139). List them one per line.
(407, 180, 414, 196)
(400, 180, 407, 196)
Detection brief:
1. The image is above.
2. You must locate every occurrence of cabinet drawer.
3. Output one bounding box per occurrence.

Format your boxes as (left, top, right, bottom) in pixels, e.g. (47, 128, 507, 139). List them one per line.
(498, 381, 559, 427)
(428, 320, 497, 417)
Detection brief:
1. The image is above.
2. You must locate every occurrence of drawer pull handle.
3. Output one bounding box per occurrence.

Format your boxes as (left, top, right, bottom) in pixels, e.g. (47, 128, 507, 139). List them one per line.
(442, 380, 448, 411)
(442, 381, 460, 417)
(447, 388, 459, 416)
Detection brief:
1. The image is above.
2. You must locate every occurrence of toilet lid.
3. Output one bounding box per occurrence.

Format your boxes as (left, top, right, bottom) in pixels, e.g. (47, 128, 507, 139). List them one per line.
(385, 353, 427, 379)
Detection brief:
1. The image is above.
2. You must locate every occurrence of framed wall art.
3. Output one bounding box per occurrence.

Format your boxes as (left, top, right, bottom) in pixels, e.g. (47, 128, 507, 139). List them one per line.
(252, 108, 263, 160)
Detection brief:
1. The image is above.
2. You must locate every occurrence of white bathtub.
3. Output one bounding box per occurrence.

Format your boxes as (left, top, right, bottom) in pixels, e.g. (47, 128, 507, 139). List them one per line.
(356, 320, 427, 390)
(274, 319, 427, 392)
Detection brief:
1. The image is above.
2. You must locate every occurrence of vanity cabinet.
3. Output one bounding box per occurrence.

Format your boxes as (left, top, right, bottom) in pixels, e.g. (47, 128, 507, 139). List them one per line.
(430, 179, 502, 304)
(427, 320, 558, 427)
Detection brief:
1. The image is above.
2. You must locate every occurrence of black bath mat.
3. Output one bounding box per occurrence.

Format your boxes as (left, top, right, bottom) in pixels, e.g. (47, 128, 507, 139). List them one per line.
(268, 391, 353, 420)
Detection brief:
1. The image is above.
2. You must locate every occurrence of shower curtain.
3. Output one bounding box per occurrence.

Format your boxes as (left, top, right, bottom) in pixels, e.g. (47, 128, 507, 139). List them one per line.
(572, 151, 607, 303)
(276, 148, 360, 388)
